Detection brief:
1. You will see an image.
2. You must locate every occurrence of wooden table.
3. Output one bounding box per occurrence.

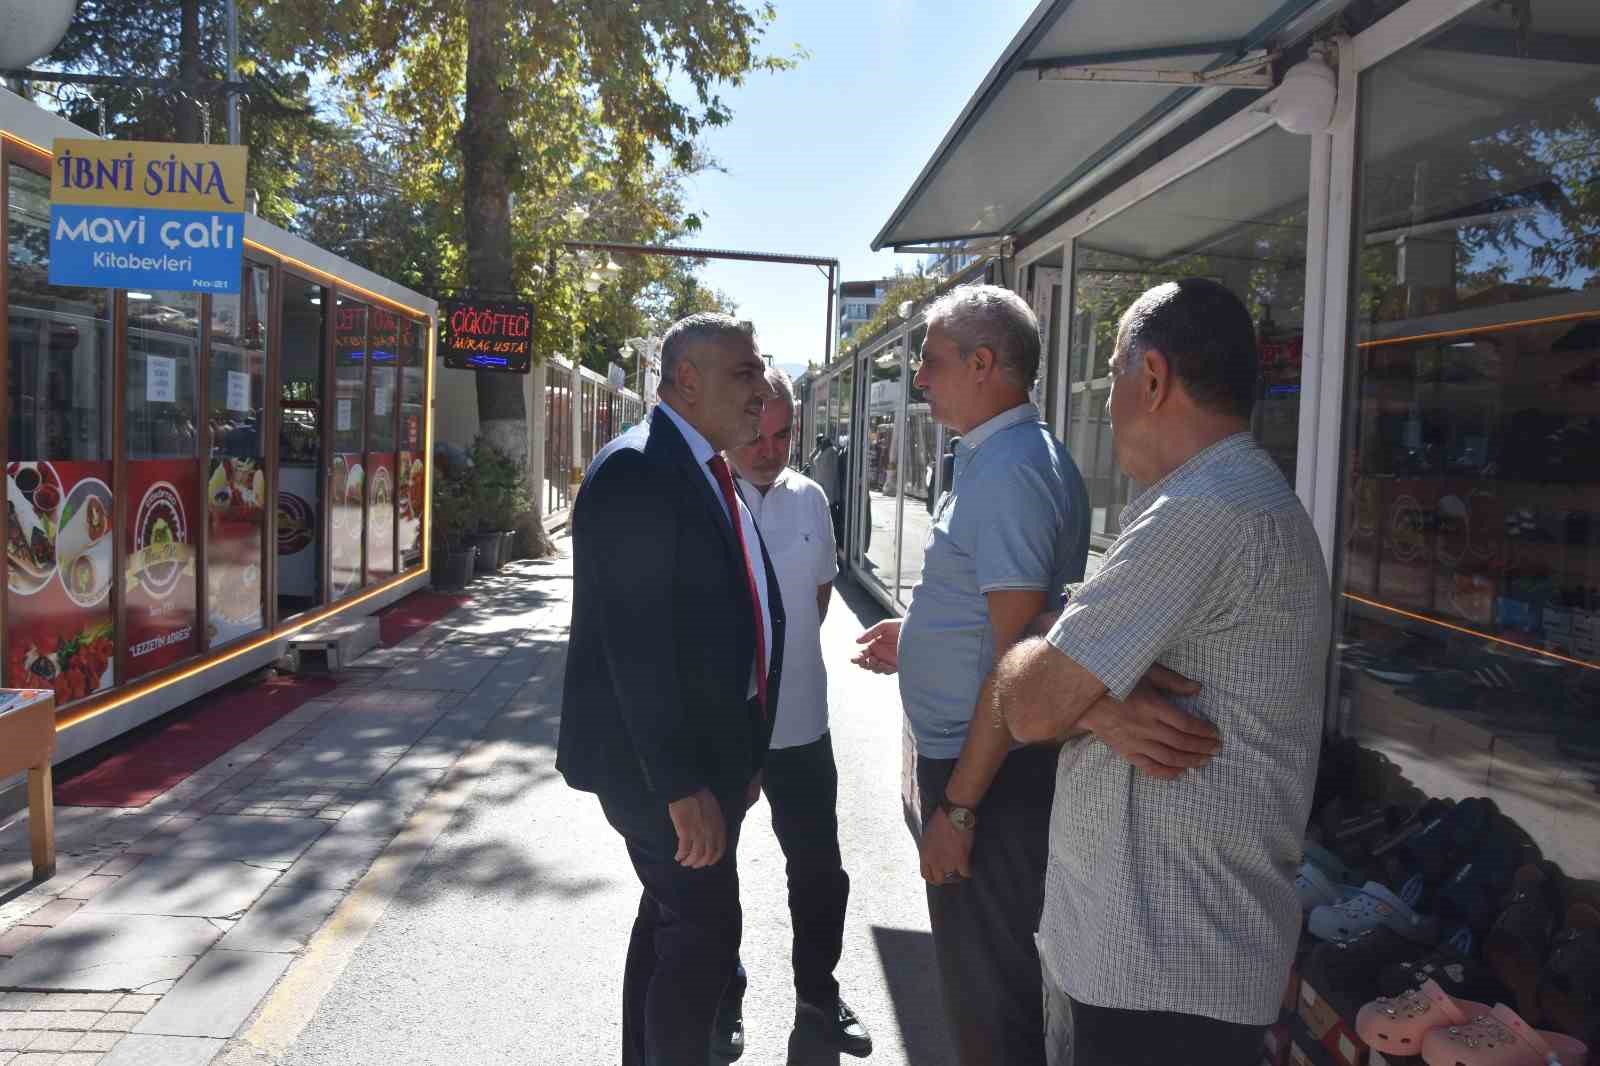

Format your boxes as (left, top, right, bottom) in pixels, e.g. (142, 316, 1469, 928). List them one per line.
(0, 690, 57, 879)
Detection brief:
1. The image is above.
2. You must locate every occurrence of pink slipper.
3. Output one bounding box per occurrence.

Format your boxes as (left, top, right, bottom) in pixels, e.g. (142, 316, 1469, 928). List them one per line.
(1357, 979, 1490, 1054)
(1421, 1002, 1589, 1065)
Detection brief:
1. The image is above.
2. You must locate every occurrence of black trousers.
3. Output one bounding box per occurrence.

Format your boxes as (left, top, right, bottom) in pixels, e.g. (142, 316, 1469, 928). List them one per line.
(600, 791, 747, 1066)
(917, 744, 1056, 1066)
(723, 732, 851, 1010)
(1044, 973, 1267, 1066)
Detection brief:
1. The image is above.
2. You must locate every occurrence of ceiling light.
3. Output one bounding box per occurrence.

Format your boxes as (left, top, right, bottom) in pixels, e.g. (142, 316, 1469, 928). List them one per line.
(128, 291, 153, 301)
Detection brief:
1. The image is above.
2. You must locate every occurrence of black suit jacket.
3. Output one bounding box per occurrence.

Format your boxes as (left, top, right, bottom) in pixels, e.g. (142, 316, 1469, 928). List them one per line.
(558, 407, 787, 808)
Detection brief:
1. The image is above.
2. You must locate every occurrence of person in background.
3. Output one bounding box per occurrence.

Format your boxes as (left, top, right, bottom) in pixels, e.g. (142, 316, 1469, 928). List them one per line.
(992, 279, 1328, 1066)
(558, 313, 786, 1066)
(716, 368, 871, 1060)
(852, 284, 1088, 1066)
(810, 433, 843, 551)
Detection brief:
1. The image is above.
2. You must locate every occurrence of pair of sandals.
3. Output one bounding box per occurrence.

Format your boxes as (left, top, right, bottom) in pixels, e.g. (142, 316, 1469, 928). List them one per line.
(1356, 979, 1588, 1064)
(1298, 843, 1438, 947)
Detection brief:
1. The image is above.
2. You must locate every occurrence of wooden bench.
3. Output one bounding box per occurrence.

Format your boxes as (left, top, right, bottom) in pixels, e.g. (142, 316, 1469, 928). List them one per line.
(0, 690, 57, 879)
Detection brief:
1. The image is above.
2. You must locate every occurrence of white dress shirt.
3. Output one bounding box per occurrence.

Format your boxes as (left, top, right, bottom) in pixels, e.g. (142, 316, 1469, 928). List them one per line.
(656, 401, 773, 692)
(736, 468, 837, 749)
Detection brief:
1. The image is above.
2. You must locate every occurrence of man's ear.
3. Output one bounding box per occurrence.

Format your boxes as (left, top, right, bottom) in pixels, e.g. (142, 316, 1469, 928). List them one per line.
(674, 355, 700, 403)
(1139, 348, 1175, 412)
(969, 344, 997, 381)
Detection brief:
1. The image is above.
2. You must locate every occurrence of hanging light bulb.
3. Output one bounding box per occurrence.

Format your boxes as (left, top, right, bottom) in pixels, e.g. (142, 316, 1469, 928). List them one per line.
(604, 256, 620, 273)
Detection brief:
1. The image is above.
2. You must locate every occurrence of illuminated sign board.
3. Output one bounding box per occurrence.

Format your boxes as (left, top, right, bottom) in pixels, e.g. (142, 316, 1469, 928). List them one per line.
(49, 138, 247, 294)
(439, 298, 532, 373)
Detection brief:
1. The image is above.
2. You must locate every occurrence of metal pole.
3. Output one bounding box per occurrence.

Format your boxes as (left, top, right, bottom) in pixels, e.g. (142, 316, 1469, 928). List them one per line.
(823, 264, 836, 368)
(225, 0, 241, 146)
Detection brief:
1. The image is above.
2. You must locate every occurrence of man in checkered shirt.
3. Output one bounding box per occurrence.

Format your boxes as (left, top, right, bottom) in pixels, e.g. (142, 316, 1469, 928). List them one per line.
(992, 279, 1331, 1066)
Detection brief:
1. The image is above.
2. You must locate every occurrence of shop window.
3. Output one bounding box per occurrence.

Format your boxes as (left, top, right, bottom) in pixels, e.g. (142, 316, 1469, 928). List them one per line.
(1334, 0, 1600, 883)
(860, 337, 903, 598)
(366, 308, 399, 583)
(398, 317, 426, 569)
(1065, 125, 1311, 542)
(277, 276, 325, 619)
(5, 165, 115, 702)
(330, 296, 367, 599)
(899, 324, 935, 608)
(206, 264, 269, 647)
(124, 290, 201, 680)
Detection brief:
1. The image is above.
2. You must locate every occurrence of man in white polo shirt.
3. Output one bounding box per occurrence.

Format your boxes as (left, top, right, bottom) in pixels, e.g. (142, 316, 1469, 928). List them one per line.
(717, 367, 871, 1060)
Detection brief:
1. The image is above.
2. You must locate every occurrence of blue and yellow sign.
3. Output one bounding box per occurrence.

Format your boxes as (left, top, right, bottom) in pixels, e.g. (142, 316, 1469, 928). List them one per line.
(48, 139, 248, 294)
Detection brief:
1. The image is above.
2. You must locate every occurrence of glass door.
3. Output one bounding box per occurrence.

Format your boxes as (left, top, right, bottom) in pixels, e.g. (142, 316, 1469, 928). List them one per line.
(277, 275, 326, 619)
(330, 296, 368, 600)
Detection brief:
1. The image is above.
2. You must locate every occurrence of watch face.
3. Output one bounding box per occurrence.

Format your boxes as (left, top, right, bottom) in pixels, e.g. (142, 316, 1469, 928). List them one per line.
(949, 806, 976, 831)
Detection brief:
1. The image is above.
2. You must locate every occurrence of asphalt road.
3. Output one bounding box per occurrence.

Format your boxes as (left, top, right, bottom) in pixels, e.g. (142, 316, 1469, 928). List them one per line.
(272, 549, 955, 1066)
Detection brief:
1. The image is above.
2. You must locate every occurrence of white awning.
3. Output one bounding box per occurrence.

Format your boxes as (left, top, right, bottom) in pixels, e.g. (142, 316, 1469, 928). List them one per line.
(872, 0, 1341, 250)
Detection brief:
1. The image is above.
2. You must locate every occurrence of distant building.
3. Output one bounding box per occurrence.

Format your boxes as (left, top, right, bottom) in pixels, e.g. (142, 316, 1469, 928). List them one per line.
(920, 242, 981, 279)
(838, 279, 889, 340)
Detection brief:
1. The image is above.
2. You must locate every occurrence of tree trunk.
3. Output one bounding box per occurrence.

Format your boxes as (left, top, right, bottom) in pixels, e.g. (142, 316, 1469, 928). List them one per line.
(462, 0, 552, 556)
(176, 0, 203, 143)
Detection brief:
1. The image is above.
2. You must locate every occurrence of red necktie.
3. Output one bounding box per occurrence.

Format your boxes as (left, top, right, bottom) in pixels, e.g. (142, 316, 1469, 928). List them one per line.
(707, 455, 767, 717)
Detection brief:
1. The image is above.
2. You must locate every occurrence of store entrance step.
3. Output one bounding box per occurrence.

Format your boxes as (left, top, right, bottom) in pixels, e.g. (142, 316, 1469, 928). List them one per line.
(285, 618, 380, 675)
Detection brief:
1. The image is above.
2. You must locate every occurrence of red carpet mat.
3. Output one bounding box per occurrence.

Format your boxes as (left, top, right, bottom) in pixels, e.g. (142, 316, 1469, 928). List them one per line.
(377, 591, 470, 646)
(54, 673, 341, 808)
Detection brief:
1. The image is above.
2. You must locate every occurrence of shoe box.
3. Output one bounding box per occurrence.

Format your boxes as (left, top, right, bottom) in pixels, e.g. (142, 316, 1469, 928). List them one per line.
(1295, 978, 1369, 1066)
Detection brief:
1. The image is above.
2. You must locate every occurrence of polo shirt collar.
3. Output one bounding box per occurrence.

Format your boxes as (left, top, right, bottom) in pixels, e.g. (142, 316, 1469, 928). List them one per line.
(657, 399, 715, 467)
(958, 402, 1039, 454)
(1121, 431, 1255, 527)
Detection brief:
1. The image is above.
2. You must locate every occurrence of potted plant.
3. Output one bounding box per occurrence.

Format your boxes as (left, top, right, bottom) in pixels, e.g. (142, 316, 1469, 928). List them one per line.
(430, 465, 477, 589)
(467, 438, 532, 572)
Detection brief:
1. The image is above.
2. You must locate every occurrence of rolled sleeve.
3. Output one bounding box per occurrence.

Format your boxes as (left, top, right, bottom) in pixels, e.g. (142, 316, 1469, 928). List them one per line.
(1045, 495, 1233, 700)
(974, 463, 1058, 594)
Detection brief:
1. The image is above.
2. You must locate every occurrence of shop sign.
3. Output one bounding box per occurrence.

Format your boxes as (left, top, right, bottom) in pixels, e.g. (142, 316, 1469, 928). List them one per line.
(48, 138, 248, 295)
(440, 298, 532, 373)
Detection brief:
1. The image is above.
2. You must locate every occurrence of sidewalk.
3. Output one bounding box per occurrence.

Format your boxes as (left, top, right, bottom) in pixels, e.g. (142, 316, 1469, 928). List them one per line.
(0, 554, 572, 1066)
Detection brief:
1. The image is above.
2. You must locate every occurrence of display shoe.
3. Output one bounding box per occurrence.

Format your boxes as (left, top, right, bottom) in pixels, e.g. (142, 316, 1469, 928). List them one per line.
(1298, 860, 1362, 911)
(1486, 863, 1567, 1021)
(1420, 1002, 1589, 1066)
(1378, 928, 1512, 1006)
(1304, 925, 1424, 1018)
(1405, 798, 1497, 889)
(1357, 979, 1493, 1055)
(1438, 842, 1542, 939)
(1538, 903, 1600, 1047)
(1310, 877, 1438, 945)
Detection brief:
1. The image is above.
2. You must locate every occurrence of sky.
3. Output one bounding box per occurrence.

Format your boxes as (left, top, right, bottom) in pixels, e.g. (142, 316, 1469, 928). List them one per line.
(677, 1, 1039, 374)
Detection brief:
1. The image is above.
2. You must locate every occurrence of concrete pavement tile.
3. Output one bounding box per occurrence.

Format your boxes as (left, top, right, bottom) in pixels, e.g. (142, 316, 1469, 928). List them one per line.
(215, 887, 343, 953)
(44, 996, 118, 1013)
(383, 653, 499, 692)
(37, 1014, 97, 1032)
(97, 1035, 223, 1066)
(0, 926, 47, 956)
(57, 878, 118, 903)
(0, 1052, 13, 1065)
(105, 999, 153, 1017)
(70, 1033, 121, 1052)
(24, 1033, 75, 1052)
(82, 858, 279, 918)
(265, 752, 400, 786)
(336, 769, 446, 836)
(12, 1053, 59, 1065)
(0, 1033, 36, 1052)
(90, 858, 143, 878)
(336, 690, 448, 711)
(154, 817, 330, 864)
(0, 997, 46, 1012)
(87, 1017, 136, 1035)
(21, 901, 84, 926)
(55, 1054, 100, 1066)
(133, 950, 291, 1039)
(0, 913, 221, 991)
(0, 1013, 21, 1030)
(269, 831, 389, 894)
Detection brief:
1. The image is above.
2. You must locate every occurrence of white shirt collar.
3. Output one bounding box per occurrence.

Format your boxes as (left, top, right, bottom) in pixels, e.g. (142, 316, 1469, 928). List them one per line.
(656, 400, 716, 467)
(958, 402, 1039, 453)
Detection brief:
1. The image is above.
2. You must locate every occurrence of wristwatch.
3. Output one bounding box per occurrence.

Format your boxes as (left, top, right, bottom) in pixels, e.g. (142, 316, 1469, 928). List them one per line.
(939, 795, 977, 832)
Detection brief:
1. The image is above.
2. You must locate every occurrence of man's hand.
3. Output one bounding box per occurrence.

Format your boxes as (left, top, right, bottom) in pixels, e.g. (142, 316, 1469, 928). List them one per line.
(852, 619, 902, 675)
(1082, 665, 1218, 779)
(745, 771, 764, 811)
(667, 788, 727, 868)
(919, 808, 974, 885)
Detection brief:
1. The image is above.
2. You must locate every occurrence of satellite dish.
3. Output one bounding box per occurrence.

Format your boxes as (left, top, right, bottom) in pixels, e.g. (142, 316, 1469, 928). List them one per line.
(0, 0, 77, 71)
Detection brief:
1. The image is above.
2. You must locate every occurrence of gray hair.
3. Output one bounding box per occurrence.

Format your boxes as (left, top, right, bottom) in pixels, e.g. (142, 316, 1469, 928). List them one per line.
(660, 313, 756, 391)
(924, 284, 1041, 391)
(764, 367, 795, 414)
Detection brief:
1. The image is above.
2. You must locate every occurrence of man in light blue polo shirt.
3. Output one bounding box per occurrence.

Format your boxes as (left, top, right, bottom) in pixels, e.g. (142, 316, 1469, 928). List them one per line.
(854, 284, 1088, 1066)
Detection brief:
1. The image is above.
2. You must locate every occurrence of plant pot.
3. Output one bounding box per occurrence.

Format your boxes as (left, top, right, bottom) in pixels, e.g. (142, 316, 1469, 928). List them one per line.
(433, 546, 477, 589)
(470, 531, 505, 573)
(500, 529, 518, 563)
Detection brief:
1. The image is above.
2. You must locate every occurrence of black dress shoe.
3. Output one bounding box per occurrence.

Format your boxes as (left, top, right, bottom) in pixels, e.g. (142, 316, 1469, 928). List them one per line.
(796, 997, 872, 1058)
(713, 1000, 744, 1061)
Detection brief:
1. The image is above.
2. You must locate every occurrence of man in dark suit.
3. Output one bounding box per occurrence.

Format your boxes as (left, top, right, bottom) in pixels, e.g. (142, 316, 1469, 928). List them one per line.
(558, 312, 788, 1066)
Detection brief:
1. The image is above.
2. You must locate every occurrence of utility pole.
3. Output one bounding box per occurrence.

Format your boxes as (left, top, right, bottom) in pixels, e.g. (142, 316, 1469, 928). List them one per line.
(225, 0, 240, 146)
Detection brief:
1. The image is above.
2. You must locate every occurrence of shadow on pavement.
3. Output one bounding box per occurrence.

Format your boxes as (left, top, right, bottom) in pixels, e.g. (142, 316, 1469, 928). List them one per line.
(872, 925, 955, 1066)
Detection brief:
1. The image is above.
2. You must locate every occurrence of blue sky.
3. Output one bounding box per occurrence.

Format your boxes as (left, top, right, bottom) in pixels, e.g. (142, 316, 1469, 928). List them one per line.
(679, 1, 1039, 373)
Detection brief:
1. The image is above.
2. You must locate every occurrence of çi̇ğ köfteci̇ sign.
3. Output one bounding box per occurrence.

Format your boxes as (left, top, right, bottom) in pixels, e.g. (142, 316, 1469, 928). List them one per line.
(48, 139, 248, 295)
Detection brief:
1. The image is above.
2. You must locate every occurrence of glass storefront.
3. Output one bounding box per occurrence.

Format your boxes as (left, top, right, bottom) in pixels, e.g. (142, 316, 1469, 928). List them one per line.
(330, 296, 367, 600)
(1333, 0, 1600, 881)
(859, 336, 903, 597)
(5, 166, 115, 701)
(398, 316, 426, 569)
(899, 323, 936, 610)
(277, 275, 326, 620)
(1066, 124, 1311, 543)
(367, 308, 400, 585)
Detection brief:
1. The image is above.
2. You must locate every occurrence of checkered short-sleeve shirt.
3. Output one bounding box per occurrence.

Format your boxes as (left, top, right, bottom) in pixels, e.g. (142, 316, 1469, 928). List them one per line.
(1041, 433, 1331, 1025)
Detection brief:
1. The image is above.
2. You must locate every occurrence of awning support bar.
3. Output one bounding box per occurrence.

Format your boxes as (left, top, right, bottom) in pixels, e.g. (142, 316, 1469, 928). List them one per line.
(1036, 51, 1277, 89)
